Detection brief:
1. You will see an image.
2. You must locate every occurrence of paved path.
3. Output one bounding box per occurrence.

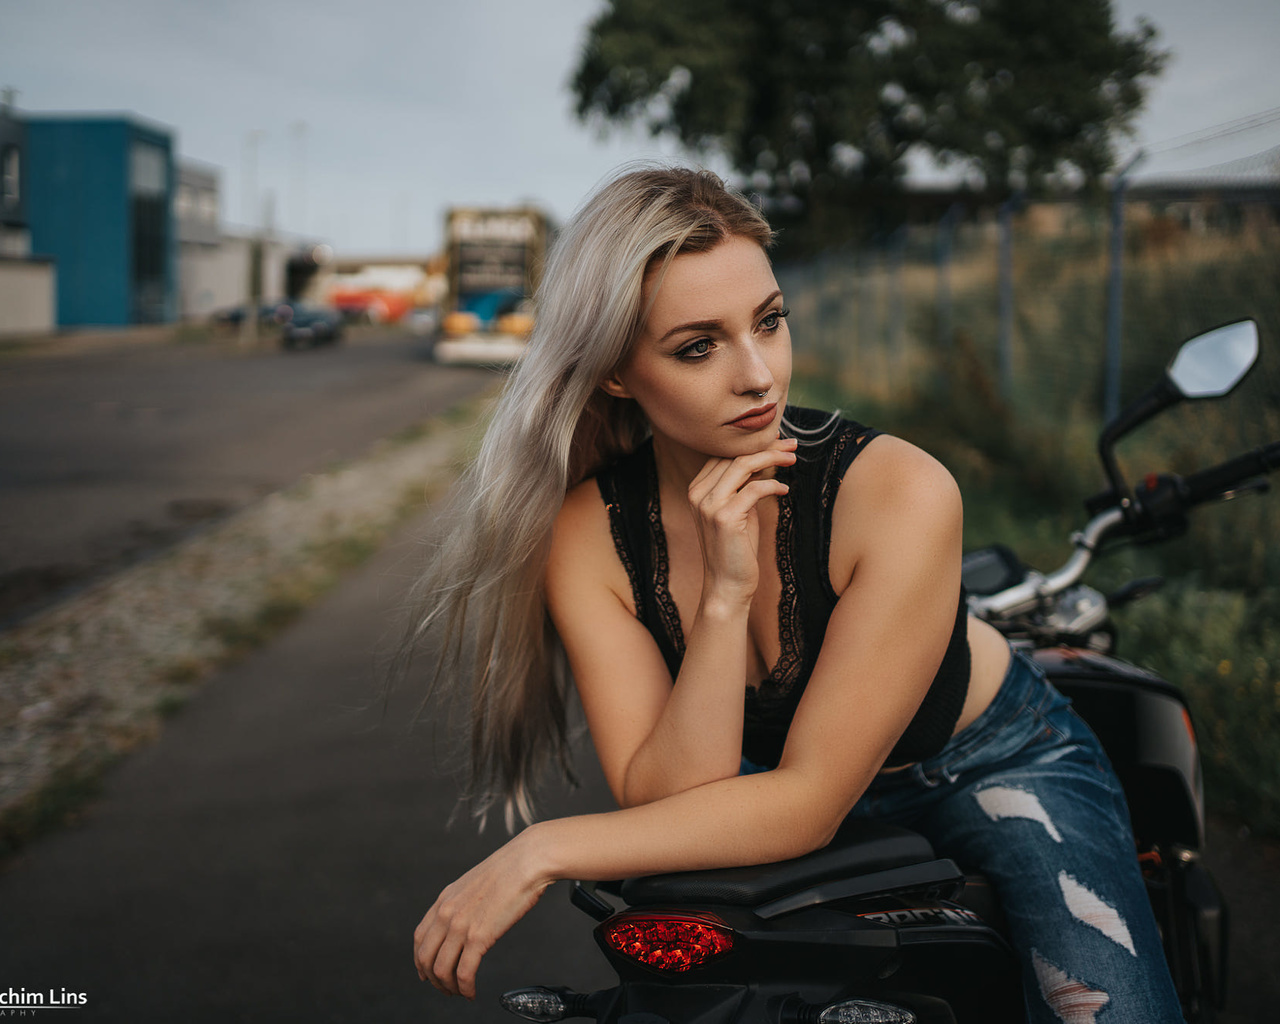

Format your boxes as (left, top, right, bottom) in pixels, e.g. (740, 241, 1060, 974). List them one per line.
(0, 511, 615, 1022)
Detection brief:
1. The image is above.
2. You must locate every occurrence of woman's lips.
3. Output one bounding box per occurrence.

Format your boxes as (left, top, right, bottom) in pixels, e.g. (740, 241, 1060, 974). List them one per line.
(728, 402, 777, 430)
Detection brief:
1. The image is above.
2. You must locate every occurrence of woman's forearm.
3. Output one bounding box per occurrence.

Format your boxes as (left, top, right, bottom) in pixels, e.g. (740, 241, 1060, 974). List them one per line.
(620, 595, 752, 805)
(414, 764, 854, 998)
(532, 764, 843, 887)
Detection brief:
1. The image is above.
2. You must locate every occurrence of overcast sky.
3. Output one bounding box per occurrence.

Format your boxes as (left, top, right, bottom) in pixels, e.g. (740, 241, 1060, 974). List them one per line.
(3, 0, 1278, 255)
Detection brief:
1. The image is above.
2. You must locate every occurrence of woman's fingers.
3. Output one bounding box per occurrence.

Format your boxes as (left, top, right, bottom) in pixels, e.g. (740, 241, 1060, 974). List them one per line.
(431, 931, 468, 997)
(689, 441, 797, 507)
(415, 904, 475, 997)
(456, 945, 488, 1001)
(413, 912, 447, 987)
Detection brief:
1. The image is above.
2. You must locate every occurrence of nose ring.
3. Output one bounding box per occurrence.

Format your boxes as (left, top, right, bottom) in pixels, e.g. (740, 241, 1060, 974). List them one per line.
(752, 390, 768, 398)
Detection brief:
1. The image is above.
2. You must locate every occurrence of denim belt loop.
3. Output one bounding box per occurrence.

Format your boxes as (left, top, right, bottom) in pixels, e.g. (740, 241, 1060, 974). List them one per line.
(913, 763, 940, 788)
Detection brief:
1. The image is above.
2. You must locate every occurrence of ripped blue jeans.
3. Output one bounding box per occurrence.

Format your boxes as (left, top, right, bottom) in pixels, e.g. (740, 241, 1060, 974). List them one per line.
(846, 649, 1183, 1023)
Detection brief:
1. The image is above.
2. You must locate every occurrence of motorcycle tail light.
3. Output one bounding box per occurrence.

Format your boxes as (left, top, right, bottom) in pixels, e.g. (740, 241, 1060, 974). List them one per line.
(600, 911, 734, 972)
(818, 999, 917, 1023)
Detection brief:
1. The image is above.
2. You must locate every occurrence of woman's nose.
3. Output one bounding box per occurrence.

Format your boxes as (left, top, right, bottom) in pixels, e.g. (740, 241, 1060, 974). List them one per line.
(737, 342, 774, 397)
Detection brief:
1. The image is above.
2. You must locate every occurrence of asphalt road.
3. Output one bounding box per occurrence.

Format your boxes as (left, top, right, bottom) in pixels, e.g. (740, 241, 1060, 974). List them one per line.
(0, 331, 495, 626)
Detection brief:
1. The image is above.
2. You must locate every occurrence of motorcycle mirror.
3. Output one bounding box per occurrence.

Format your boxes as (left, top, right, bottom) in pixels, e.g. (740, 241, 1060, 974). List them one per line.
(1167, 320, 1259, 398)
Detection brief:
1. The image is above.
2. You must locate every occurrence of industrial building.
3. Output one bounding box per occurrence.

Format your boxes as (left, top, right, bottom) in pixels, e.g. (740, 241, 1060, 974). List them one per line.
(23, 113, 177, 327)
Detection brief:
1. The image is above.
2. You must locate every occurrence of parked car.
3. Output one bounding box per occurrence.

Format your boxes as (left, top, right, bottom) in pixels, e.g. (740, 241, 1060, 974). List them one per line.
(407, 307, 440, 337)
(280, 305, 344, 349)
(210, 301, 293, 328)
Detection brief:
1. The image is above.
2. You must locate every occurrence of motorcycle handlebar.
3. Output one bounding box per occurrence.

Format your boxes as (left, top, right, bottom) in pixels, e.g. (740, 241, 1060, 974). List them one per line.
(972, 439, 1279, 621)
(1181, 441, 1280, 506)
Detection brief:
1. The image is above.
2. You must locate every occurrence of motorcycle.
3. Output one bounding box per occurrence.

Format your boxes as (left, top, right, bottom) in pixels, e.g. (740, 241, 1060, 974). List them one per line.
(500, 320, 1277, 1024)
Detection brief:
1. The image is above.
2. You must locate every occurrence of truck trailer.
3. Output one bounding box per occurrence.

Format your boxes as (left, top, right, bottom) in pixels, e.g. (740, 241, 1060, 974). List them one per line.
(434, 206, 548, 365)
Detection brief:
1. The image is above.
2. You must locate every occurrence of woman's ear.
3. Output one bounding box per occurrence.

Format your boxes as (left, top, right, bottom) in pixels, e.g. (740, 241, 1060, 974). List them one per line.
(599, 374, 633, 400)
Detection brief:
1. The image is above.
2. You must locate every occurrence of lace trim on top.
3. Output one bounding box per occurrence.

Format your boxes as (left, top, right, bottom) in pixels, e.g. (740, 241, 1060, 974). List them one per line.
(767, 484, 804, 695)
(604, 498, 646, 625)
(642, 445, 804, 697)
(643, 451, 685, 659)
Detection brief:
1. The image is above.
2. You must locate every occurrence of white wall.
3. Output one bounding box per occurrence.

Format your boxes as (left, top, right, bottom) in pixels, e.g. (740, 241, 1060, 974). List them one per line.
(0, 258, 55, 336)
(178, 234, 292, 318)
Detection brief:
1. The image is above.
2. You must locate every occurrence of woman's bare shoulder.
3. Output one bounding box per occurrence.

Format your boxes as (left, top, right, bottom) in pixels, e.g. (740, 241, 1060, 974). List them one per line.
(547, 476, 633, 612)
(828, 434, 962, 590)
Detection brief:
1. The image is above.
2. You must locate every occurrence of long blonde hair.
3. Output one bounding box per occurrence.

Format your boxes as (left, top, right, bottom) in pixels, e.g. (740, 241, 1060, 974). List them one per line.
(402, 166, 774, 829)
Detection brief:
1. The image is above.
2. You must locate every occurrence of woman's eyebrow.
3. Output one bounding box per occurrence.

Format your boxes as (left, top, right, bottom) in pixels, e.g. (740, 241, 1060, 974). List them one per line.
(656, 290, 783, 344)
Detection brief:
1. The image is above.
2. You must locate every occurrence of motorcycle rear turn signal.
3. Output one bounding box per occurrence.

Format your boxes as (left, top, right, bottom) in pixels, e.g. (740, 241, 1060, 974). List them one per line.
(601, 911, 734, 971)
(500, 987, 570, 1022)
(818, 999, 917, 1024)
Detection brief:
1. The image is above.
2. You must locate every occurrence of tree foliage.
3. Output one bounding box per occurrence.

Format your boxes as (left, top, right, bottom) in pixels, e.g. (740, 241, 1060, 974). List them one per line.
(572, 0, 1166, 212)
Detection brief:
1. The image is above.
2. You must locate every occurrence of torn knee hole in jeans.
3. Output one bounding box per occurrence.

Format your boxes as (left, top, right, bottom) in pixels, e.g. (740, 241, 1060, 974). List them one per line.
(1058, 872, 1136, 955)
(1033, 949, 1110, 1024)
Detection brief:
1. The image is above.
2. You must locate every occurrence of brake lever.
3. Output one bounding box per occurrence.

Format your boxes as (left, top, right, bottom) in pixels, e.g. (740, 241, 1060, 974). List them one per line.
(1215, 478, 1270, 502)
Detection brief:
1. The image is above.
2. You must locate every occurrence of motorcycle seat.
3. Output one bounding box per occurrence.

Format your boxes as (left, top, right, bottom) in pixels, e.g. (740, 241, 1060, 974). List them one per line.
(620, 818, 938, 909)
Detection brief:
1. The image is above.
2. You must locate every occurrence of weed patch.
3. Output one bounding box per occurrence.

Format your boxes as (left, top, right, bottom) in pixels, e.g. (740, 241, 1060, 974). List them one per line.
(0, 758, 112, 862)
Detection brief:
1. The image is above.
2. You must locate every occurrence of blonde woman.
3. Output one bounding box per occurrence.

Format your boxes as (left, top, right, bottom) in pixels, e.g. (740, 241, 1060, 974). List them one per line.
(407, 167, 1182, 1023)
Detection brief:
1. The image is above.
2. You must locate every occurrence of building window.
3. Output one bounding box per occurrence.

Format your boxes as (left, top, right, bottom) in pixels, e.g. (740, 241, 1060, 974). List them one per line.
(1, 145, 18, 208)
(174, 183, 194, 219)
(130, 142, 169, 322)
(131, 142, 166, 197)
(198, 189, 218, 224)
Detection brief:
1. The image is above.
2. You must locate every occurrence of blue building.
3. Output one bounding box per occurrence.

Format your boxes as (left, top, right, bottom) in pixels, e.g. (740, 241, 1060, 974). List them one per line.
(25, 114, 176, 326)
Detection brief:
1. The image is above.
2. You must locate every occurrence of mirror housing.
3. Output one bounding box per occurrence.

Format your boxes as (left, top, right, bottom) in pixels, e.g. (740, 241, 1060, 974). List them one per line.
(1095, 320, 1260, 523)
(1167, 320, 1258, 398)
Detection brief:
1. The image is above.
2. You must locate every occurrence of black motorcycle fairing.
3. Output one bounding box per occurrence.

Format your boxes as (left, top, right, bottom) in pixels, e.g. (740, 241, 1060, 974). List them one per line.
(619, 819, 936, 907)
(1035, 647, 1203, 850)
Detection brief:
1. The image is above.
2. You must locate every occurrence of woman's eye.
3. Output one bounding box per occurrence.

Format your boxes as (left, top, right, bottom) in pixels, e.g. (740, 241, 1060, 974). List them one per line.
(761, 308, 790, 332)
(678, 338, 713, 359)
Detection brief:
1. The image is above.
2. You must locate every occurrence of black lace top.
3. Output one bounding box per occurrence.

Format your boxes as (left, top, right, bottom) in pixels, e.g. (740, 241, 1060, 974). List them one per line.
(594, 407, 970, 769)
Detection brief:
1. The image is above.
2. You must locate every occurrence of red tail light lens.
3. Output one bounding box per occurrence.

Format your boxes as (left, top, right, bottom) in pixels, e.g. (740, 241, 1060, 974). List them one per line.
(601, 911, 734, 972)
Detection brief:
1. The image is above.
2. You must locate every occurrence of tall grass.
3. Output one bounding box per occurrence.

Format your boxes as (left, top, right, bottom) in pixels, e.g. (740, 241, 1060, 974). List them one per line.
(787, 211, 1280, 834)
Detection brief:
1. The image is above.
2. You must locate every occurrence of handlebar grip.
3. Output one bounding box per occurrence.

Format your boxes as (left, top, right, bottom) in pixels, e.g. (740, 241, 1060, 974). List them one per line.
(1182, 441, 1280, 505)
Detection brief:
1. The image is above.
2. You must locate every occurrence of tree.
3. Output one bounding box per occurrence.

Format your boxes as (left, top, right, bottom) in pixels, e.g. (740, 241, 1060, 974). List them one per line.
(572, 0, 1166, 228)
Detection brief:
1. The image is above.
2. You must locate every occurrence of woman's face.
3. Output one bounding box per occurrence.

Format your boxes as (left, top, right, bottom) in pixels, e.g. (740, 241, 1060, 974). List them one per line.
(604, 235, 792, 466)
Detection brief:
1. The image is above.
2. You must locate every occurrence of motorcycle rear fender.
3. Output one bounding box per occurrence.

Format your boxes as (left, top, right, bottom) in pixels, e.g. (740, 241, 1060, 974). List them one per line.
(1033, 647, 1204, 849)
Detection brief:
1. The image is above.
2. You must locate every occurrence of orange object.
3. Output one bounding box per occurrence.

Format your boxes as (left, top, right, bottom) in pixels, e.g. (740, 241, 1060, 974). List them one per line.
(495, 312, 535, 338)
(442, 311, 481, 336)
(329, 289, 414, 323)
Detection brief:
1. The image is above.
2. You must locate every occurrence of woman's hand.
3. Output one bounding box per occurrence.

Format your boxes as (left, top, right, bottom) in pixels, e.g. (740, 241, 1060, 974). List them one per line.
(413, 827, 553, 1000)
(687, 438, 797, 606)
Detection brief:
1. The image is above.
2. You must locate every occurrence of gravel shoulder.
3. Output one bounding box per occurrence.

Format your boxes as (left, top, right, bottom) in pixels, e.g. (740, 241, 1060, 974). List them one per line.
(0, 393, 491, 853)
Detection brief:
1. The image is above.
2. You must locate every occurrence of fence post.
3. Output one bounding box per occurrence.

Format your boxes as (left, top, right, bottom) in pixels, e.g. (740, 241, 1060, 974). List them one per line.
(997, 196, 1017, 403)
(936, 204, 961, 353)
(888, 226, 907, 389)
(1105, 151, 1146, 421)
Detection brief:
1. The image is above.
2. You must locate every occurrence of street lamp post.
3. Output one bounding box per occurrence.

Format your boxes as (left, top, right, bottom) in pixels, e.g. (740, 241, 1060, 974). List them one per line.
(240, 129, 265, 349)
